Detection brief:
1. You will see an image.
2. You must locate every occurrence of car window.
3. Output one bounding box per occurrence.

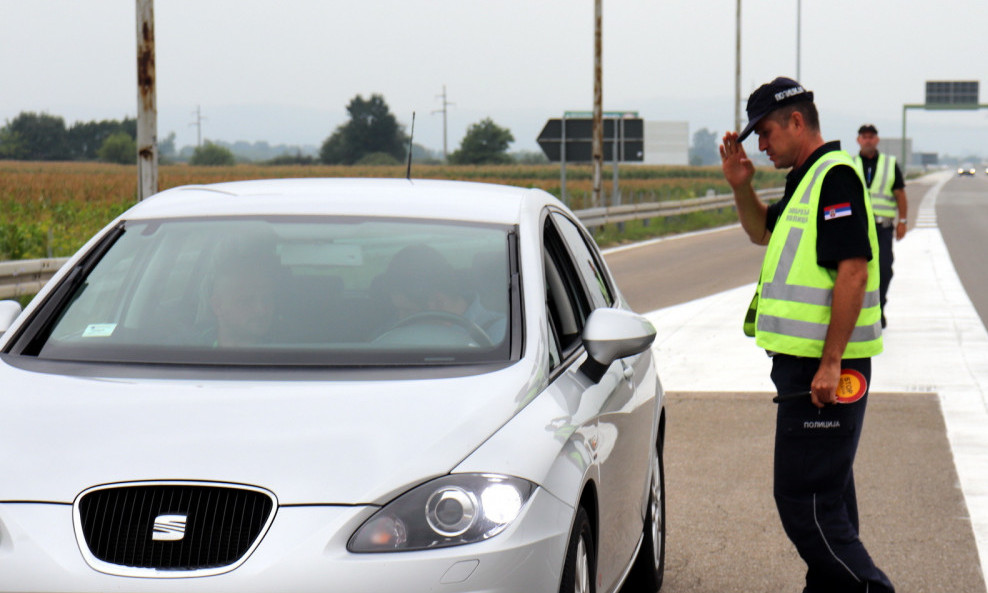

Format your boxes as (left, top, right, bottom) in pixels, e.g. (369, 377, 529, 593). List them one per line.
(550, 212, 614, 309)
(15, 217, 514, 366)
(543, 217, 591, 360)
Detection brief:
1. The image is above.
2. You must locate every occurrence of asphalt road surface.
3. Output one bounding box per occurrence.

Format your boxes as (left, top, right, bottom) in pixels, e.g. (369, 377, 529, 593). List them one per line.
(938, 174, 988, 326)
(605, 175, 988, 593)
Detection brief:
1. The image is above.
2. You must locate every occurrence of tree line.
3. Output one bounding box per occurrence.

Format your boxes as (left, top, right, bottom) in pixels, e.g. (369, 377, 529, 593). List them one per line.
(0, 113, 139, 163)
(0, 94, 529, 166)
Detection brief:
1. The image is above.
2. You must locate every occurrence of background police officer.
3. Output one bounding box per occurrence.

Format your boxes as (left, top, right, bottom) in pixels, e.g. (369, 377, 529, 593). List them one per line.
(855, 124, 908, 328)
(720, 77, 895, 593)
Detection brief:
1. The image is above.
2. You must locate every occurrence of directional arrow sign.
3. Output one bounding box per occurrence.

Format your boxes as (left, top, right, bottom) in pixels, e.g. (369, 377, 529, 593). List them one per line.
(537, 118, 644, 163)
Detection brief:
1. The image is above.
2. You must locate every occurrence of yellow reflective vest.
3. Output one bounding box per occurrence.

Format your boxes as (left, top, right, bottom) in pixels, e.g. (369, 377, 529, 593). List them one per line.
(853, 152, 898, 219)
(746, 149, 883, 358)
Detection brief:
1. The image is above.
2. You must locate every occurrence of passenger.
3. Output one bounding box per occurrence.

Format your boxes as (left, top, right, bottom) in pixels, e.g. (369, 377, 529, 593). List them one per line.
(380, 244, 506, 343)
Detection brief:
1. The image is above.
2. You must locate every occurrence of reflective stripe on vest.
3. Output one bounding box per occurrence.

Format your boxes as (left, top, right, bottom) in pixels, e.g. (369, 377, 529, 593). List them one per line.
(760, 226, 880, 310)
(854, 153, 898, 218)
(758, 312, 882, 343)
(751, 152, 883, 358)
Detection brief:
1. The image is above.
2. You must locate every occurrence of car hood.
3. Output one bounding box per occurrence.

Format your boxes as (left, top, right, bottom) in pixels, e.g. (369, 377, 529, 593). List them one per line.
(0, 359, 546, 505)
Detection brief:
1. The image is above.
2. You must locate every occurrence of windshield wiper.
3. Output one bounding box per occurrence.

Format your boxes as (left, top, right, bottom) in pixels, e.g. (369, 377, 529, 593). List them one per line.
(8, 223, 127, 356)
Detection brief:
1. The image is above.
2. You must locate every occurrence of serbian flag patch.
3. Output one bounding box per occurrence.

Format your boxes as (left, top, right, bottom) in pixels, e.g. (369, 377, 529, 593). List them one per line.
(823, 202, 852, 220)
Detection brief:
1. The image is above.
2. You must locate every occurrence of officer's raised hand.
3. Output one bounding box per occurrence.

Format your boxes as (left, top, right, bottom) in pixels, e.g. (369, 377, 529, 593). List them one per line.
(720, 131, 769, 245)
(720, 131, 755, 190)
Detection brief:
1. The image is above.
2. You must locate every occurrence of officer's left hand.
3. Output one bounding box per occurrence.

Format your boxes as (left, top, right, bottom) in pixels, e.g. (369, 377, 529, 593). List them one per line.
(810, 363, 840, 408)
(896, 222, 907, 241)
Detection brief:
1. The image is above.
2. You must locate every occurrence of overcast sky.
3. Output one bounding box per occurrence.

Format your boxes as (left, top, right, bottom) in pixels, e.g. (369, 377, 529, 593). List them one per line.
(3, 0, 988, 157)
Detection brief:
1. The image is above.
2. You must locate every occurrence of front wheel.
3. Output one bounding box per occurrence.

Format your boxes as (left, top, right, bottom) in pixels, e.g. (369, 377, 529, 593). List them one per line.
(621, 430, 665, 592)
(559, 506, 595, 593)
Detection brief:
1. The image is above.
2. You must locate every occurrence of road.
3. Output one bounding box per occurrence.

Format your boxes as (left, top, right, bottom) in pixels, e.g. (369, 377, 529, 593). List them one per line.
(603, 227, 764, 313)
(604, 173, 988, 593)
(606, 177, 938, 313)
(937, 174, 988, 325)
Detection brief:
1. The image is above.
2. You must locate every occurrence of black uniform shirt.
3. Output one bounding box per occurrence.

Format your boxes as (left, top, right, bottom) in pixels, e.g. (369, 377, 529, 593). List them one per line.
(856, 151, 905, 190)
(766, 141, 873, 270)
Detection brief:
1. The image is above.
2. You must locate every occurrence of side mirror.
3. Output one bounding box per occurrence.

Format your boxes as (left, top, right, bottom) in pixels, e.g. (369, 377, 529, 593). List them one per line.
(579, 308, 657, 383)
(0, 300, 23, 336)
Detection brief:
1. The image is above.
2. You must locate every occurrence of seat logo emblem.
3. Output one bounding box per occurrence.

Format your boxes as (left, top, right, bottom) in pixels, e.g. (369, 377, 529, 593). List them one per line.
(152, 514, 188, 541)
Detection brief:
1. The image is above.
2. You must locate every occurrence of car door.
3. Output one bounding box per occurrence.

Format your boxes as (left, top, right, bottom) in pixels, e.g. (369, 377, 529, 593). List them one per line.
(543, 211, 654, 592)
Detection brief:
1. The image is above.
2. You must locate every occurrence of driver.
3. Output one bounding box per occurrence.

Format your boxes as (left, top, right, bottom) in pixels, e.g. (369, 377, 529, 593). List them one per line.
(208, 255, 279, 347)
(380, 244, 506, 342)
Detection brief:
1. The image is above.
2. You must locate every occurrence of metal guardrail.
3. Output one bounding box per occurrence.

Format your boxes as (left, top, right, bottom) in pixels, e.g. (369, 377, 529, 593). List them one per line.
(572, 187, 784, 227)
(0, 188, 783, 300)
(0, 258, 70, 299)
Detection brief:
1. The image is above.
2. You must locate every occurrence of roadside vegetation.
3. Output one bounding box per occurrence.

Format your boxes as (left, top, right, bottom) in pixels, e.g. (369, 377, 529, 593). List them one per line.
(0, 160, 786, 261)
(0, 93, 789, 261)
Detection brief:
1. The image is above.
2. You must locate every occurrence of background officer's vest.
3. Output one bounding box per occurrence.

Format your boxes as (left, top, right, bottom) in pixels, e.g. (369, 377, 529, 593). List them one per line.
(748, 150, 883, 358)
(854, 152, 898, 219)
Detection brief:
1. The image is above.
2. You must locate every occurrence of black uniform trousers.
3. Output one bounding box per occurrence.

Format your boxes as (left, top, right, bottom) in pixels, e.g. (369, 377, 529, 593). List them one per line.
(771, 355, 894, 593)
(876, 223, 895, 315)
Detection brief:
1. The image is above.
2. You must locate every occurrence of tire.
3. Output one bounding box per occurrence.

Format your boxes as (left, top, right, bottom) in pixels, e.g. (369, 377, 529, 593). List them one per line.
(559, 506, 596, 593)
(621, 430, 666, 592)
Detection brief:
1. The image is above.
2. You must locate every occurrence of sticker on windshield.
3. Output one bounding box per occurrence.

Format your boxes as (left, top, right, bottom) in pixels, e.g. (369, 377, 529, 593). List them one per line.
(82, 323, 117, 338)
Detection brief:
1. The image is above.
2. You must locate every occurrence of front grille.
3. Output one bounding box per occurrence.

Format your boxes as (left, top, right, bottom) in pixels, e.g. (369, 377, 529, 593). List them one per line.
(76, 482, 275, 573)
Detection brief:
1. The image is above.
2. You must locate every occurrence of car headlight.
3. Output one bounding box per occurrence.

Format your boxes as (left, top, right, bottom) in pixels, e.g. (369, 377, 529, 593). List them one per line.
(348, 474, 535, 553)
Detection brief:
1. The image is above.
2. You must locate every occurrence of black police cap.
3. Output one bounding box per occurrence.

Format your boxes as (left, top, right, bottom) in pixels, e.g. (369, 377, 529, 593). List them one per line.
(738, 77, 814, 142)
(858, 124, 878, 135)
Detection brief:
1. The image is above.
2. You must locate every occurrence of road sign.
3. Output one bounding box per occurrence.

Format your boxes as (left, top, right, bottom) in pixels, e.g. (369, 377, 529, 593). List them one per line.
(925, 80, 979, 108)
(904, 80, 986, 165)
(537, 117, 644, 163)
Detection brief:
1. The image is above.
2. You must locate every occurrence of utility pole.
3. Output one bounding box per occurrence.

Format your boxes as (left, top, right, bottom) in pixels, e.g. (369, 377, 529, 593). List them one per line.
(734, 0, 742, 134)
(431, 85, 453, 161)
(135, 0, 158, 201)
(592, 0, 603, 208)
(796, 0, 801, 80)
(190, 105, 206, 147)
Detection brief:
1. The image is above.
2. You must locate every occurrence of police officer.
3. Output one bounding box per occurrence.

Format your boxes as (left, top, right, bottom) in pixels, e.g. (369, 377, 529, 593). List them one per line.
(854, 124, 908, 328)
(720, 77, 894, 593)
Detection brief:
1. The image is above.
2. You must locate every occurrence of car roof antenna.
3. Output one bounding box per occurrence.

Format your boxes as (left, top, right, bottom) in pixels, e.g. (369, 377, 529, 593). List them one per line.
(405, 111, 416, 180)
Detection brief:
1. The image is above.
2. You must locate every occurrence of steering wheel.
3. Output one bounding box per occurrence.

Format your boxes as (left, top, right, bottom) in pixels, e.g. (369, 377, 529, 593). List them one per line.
(378, 311, 494, 348)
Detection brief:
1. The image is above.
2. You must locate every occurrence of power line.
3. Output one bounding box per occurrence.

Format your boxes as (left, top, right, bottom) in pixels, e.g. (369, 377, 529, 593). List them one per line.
(189, 105, 206, 147)
(432, 85, 454, 161)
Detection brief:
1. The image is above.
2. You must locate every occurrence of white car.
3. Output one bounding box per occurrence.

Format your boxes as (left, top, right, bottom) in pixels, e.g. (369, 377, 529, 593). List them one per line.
(0, 179, 665, 593)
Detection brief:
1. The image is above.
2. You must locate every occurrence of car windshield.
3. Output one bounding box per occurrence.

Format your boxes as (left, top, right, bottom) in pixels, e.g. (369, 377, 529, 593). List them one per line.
(24, 216, 514, 366)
